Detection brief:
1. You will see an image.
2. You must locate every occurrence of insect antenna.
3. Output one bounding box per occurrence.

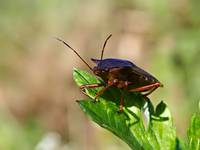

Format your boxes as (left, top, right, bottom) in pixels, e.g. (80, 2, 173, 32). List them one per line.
(100, 34, 112, 61)
(56, 37, 93, 71)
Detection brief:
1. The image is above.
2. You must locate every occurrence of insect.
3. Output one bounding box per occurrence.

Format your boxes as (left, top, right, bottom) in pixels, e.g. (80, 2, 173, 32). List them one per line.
(56, 34, 163, 112)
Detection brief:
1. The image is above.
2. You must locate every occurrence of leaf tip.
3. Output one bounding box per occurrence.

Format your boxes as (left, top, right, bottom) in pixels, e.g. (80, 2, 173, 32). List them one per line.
(76, 100, 87, 107)
(76, 100, 80, 103)
(73, 67, 77, 70)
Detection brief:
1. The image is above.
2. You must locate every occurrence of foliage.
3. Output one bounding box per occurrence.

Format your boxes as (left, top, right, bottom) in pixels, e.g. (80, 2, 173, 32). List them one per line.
(74, 68, 199, 150)
(188, 113, 200, 150)
(0, 113, 43, 150)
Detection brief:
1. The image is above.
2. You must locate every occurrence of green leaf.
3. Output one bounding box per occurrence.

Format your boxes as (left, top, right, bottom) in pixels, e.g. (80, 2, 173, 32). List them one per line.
(148, 101, 176, 150)
(188, 113, 200, 150)
(73, 68, 178, 150)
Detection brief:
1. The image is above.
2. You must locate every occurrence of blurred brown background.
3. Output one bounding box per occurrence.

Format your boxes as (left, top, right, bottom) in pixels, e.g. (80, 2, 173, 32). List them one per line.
(0, 0, 200, 149)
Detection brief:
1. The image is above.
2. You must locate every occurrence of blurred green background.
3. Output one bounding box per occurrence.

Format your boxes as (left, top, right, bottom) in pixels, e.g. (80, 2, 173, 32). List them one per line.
(0, 0, 199, 149)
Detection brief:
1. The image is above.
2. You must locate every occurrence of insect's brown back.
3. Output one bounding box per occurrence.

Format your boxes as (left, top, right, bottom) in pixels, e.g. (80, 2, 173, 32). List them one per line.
(108, 67, 159, 88)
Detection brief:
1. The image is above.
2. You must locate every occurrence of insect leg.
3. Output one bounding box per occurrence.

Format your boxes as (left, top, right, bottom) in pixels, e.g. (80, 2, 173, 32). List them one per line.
(94, 84, 112, 100)
(80, 83, 104, 90)
(128, 82, 161, 93)
(80, 83, 104, 95)
(119, 82, 128, 112)
(94, 80, 116, 100)
(142, 86, 158, 97)
(119, 91, 125, 112)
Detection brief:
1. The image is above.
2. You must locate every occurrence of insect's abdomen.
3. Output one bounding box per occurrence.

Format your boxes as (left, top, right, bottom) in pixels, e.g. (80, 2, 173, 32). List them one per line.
(108, 67, 158, 89)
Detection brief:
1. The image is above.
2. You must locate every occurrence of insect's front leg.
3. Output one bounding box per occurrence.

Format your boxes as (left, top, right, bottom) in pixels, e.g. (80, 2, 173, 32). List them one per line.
(94, 79, 118, 101)
(94, 85, 111, 100)
(80, 83, 104, 90)
(80, 83, 104, 96)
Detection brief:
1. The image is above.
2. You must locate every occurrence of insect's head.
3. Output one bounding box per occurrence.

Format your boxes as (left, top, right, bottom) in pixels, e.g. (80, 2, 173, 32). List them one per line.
(92, 66, 107, 76)
(91, 58, 108, 77)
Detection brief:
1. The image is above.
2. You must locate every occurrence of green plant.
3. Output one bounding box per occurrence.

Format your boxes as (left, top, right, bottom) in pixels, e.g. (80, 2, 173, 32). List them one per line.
(74, 68, 200, 150)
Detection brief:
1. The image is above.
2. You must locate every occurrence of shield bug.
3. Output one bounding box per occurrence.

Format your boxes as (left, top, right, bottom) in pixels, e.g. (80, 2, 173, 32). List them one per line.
(56, 35, 163, 112)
